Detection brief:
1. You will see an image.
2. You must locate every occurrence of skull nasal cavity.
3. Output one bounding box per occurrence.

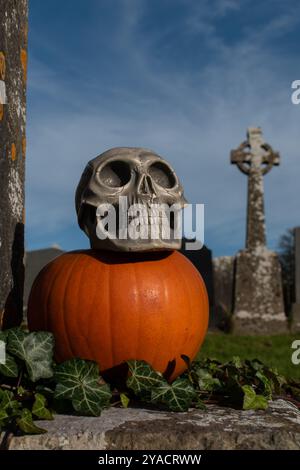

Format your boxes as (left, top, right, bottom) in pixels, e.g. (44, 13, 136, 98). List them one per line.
(138, 175, 154, 195)
(100, 161, 131, 188)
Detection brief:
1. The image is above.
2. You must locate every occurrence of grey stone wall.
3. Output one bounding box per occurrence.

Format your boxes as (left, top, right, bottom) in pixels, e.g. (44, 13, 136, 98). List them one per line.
(4, 400, 300, 450)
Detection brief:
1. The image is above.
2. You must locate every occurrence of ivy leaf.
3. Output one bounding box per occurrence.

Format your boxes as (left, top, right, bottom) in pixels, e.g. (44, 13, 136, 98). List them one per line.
(247, 359, 264, 372)
(0, 330, 8, 343)
(54, 359, 112, 416)
(126, 360, 165, 395)
(32, 393, 53, 420)
(0, 353, 19, 378)
(35, 384, 55, 400)
(256, 371, 273, 399)
(194, 396, 206, 410)
(231, 356, 243, 368)
(120, 393, 130, 408)
(17, 386, 26, 397)
(242, 385, 268, 410)
(0, 409, 8, 426)
(16, 409, 47, 434)
(7, 329, 54, 382)
(151, 378, 196, 411)
(194, 368, 221, 392)
(0, 390, 21, 414)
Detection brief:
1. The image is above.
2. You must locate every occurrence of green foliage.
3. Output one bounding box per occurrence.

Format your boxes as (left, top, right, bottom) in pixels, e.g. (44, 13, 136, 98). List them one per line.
(6, 328, 54, 381)
(183, 356, 291, 409)
(0, 353, 19, 378)
(17, 409, 47, 434)
(32, 393, 53, 420)
(120, 393, 130, 408)
(127, 360, 164, 395)
(54, 359, 111, 416)
(242, 385, 268, 410)
(0, 328, 300, 437)
(151, 378, 196, 411)
(198, 332, 300, 380)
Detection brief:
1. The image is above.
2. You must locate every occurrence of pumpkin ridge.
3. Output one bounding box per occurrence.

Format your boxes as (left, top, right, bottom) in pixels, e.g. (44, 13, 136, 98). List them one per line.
(147, 254, 168, 368)
(107, 262, 115, 366)
(183, 254, 208, 360)
(61, 254, 82, 359)
(44, 255, 68, 333)
(85, 254, 103, 363)
(176, 254, 198, 363)
(77, 253, 95, 360)
(132, 262, 140, 362)
(167, 253, 186, 372)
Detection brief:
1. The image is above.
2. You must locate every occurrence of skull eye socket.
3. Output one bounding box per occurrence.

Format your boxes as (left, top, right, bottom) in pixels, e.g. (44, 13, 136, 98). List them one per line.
(148, 161, 176, 189)
(100, 160, 131, 188)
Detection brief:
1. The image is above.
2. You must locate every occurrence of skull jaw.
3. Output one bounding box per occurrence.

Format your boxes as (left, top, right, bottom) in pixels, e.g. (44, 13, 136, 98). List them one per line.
(88, 231, 182, 252)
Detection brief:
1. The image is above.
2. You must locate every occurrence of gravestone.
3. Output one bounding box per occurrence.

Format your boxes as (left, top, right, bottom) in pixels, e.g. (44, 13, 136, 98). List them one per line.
(180, 240, 215, 327)
(0, 0, 28, 328)
(213, 256, 234, 331)
(231, 128, 287, 334)
(291, 227, 300, 332)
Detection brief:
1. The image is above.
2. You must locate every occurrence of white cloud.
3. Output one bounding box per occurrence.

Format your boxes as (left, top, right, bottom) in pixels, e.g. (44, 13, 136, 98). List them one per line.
(25, 0, 300, 255)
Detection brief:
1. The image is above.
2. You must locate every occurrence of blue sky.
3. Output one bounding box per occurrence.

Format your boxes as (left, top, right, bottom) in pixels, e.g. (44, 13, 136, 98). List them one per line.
(26, 0, 300, 256)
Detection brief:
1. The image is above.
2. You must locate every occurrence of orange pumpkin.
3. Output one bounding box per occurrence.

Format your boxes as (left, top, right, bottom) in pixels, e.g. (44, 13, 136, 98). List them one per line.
(27, 250, 209, 380)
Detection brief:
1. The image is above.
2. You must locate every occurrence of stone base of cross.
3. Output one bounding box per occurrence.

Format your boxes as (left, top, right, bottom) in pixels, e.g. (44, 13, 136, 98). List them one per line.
(233, 248, 288, 334)
(291, 227, 300, 333)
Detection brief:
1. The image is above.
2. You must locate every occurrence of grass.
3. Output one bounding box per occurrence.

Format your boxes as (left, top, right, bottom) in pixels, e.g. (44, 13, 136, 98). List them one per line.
(197, 333, 300, 381)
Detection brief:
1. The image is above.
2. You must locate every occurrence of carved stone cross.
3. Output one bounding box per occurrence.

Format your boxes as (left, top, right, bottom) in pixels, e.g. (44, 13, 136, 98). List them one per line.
(231, 127, 280, 250)
(230, 128, 287, 334)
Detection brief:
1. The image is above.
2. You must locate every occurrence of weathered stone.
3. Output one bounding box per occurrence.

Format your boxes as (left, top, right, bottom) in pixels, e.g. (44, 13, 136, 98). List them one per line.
(231, 128, 287, 334)
(213, 256, 234, 331)
(0, 0, 28, 328)
(233, 247, 287, 334)
(3, 400, 300, 450)
(291, 227, 300, 333)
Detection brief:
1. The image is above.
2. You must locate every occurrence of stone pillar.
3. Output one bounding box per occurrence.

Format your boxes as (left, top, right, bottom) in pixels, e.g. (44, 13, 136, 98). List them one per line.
(246, 163, 266, 249)
(231, 128, 287, 335)
(0, 0, 28, 328)
(291, 227, 300, 332)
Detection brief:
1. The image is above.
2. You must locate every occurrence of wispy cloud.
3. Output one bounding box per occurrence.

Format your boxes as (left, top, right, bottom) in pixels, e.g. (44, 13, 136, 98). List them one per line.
(26, 0, 300, 255)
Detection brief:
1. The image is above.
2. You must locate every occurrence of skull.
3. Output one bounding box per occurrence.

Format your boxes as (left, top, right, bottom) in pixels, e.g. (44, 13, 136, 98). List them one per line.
(75, 147, 187, 252)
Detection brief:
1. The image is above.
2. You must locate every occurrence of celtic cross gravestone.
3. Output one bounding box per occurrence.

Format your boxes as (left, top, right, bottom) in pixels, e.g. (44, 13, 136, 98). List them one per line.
(231, 128, 287, 334)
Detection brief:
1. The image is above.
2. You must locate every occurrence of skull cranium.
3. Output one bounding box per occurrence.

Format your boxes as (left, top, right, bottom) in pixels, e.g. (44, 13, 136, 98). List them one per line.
(75, 147, 187, 252)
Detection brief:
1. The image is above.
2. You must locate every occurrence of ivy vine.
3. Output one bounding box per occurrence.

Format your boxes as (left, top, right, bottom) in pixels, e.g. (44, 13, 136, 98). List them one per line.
(0, 328, 299, 435)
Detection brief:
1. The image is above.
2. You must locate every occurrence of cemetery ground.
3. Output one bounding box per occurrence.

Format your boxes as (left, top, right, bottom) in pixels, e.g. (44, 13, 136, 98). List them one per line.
(199, 332, 300, 380)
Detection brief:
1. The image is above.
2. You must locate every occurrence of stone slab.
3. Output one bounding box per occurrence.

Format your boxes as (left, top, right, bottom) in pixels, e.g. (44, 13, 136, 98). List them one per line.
(3, 400, 300, 450)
